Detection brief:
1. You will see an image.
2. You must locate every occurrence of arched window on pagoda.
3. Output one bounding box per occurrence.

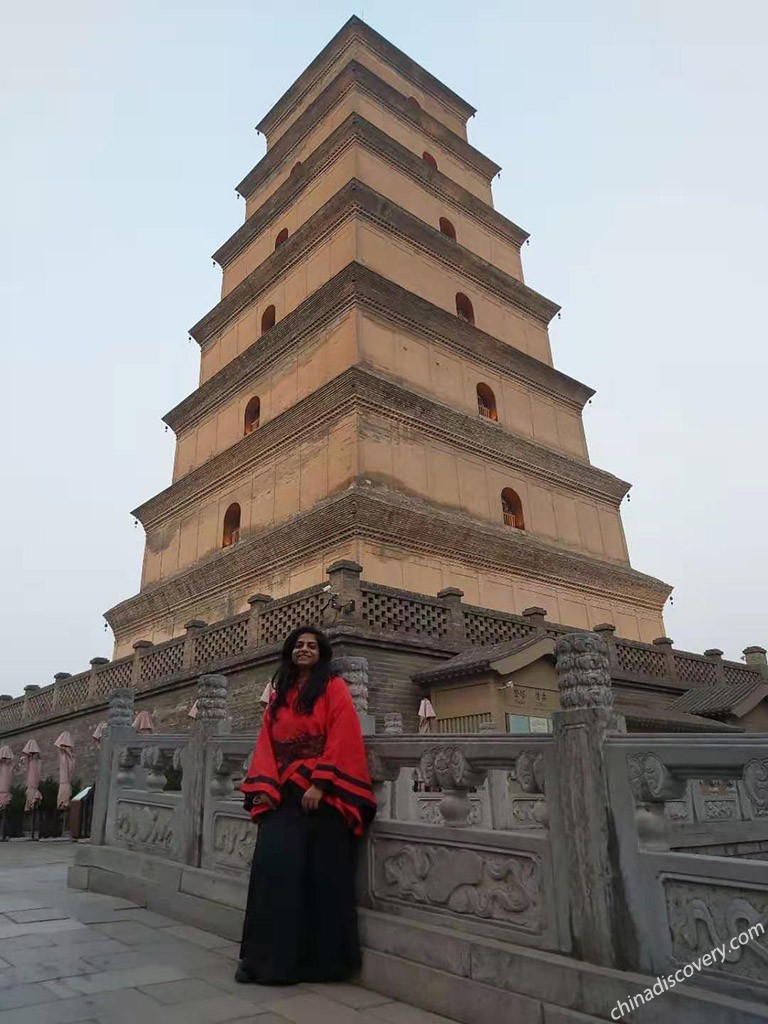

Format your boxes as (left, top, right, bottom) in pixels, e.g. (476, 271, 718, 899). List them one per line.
(290, 161, 302, 175)
(243, 397, 260, 435)
(422, 151, 438, 170)
(222, 503, 241, 548)
(455, 292, 474, 325)
(439, 217, 457, 241)
(261, 305, 276, 335)
(501, 488, 525, 530)
(476, 383, 498, 421)
(274, 228, 288, 249)
(407, 96, 421, 112)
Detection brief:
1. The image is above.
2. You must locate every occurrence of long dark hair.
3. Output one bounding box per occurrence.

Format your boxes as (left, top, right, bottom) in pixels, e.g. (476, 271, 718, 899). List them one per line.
(270, 625, 333, 716)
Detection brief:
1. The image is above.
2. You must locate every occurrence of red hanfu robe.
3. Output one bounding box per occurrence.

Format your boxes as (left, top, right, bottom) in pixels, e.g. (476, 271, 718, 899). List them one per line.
(241, 676, 376, 837)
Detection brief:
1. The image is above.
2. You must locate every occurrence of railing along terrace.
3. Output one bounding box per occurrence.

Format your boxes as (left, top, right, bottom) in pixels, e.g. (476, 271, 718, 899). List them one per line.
(83, 632, 768, 1013)
(1, 559, 765, 735)
(605, 732, 768, 1001)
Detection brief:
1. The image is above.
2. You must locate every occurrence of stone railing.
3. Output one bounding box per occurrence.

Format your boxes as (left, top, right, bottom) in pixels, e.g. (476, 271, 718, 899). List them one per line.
(606, 732, 768, 1002)
(72, 633, 768, 1023)
(2, 558, 765, 736)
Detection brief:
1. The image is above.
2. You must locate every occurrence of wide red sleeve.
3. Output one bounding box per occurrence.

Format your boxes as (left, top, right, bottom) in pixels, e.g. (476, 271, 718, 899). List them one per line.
(311, 676, 376, 835)
(240, 708, 281, 820)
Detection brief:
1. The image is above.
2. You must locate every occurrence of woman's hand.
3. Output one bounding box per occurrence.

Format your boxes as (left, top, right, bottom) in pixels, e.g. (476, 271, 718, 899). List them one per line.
(302, 784, 324, 811)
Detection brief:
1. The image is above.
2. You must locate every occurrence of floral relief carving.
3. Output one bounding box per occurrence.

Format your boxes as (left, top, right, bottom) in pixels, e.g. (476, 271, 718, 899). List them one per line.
(373, 839, 541, 929)
(115, 801, 174, 853)
(212, 814, 256, 870)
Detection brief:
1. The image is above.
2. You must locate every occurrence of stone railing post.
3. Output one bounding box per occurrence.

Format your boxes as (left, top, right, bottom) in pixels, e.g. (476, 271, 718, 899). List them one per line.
(51, 672, 71, 711)
(331, 656, 375, 735)
(87, 658, 109, 700)
(182, 620, 207, 670)
(522, 606, 547, 633)
(552, 631, 628, 968)
(131, 640, 152, 688)
(744, 646, 768, 679)
(179, 674, 230, 868)
(592, 623, 618, 672)
(246, 594, 272, 647)
(704, 649, 725, 683)
(437, 588, 466, 644)
(22, 685, 40, 722)
(652, 636, 678, 680)
(90, 688, 136, 846)
(325, 560, 364, 627)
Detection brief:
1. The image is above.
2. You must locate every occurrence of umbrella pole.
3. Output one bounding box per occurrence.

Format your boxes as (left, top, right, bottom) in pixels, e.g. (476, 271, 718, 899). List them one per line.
(0, 807, 6, 842)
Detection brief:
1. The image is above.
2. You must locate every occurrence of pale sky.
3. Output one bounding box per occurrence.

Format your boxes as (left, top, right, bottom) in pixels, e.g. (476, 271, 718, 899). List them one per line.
(2, 1, 766, 697)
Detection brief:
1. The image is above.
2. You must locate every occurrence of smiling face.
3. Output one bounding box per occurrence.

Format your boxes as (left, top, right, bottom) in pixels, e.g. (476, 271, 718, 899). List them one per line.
(292, 632, 320, 672)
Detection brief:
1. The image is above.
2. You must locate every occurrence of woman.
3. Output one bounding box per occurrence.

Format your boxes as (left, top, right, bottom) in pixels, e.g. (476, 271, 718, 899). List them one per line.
(237, 626, 376, 985)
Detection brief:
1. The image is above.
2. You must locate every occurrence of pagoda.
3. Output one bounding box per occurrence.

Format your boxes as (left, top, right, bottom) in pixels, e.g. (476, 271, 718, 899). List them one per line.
(106, 17, 670, 656)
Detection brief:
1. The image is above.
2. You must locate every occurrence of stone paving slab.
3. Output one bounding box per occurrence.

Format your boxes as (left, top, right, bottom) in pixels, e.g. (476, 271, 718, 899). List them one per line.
(0, 841, 459, 1024)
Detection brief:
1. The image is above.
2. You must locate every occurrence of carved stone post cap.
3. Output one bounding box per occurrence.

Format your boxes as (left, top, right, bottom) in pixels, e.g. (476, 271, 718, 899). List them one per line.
(0, 695, 14, 702)
(522, 607, 547, 621)
(326, 559, 363, 575)
(90, 657, 109, 667)
(132, 639, 153, 650)
(196, 673, 228, 720)
(437, 587, 464, 600)
(652, 637, 674, 647)
(704, 649, 724, 658)
(247, 593, 272, 606)
(383, 712, 404, 735)
(23, 685, 41, 694)
(744, 646, 768, 656)
(53, 672, 72, 681)
(555, 631, 613, 710)
(107, 687, 136, 728)
(184, 619, 207, 631)
(593, 623, 616, 635)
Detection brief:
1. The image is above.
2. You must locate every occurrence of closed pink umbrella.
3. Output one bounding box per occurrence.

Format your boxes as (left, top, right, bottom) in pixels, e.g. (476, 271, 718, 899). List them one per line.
(132, 710, 155, 733)
(54, 732, 75, 809)
(418, 698, 437, 734)
(0, 747, 14, 811)
(22, 739, 42, 812)
(92, 721, 107, 745)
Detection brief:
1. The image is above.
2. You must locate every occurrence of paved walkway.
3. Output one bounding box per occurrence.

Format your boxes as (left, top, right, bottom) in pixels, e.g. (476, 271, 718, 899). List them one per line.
(0, 842, 455, 1024)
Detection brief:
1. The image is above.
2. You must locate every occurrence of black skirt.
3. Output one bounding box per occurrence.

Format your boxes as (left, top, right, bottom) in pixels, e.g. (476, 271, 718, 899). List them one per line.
(239, 782, 362, 984)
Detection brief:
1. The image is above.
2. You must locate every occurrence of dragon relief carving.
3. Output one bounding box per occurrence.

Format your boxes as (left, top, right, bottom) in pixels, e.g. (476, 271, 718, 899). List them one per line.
(666, 881, 768, 982)
(115, 802, 174, 852)
(213, 815, 256, 869)
(375, 840, 541, 928)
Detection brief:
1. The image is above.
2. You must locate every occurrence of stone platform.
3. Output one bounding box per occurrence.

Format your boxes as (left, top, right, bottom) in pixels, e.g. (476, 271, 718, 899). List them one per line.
(0, 841, 456, 1024)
